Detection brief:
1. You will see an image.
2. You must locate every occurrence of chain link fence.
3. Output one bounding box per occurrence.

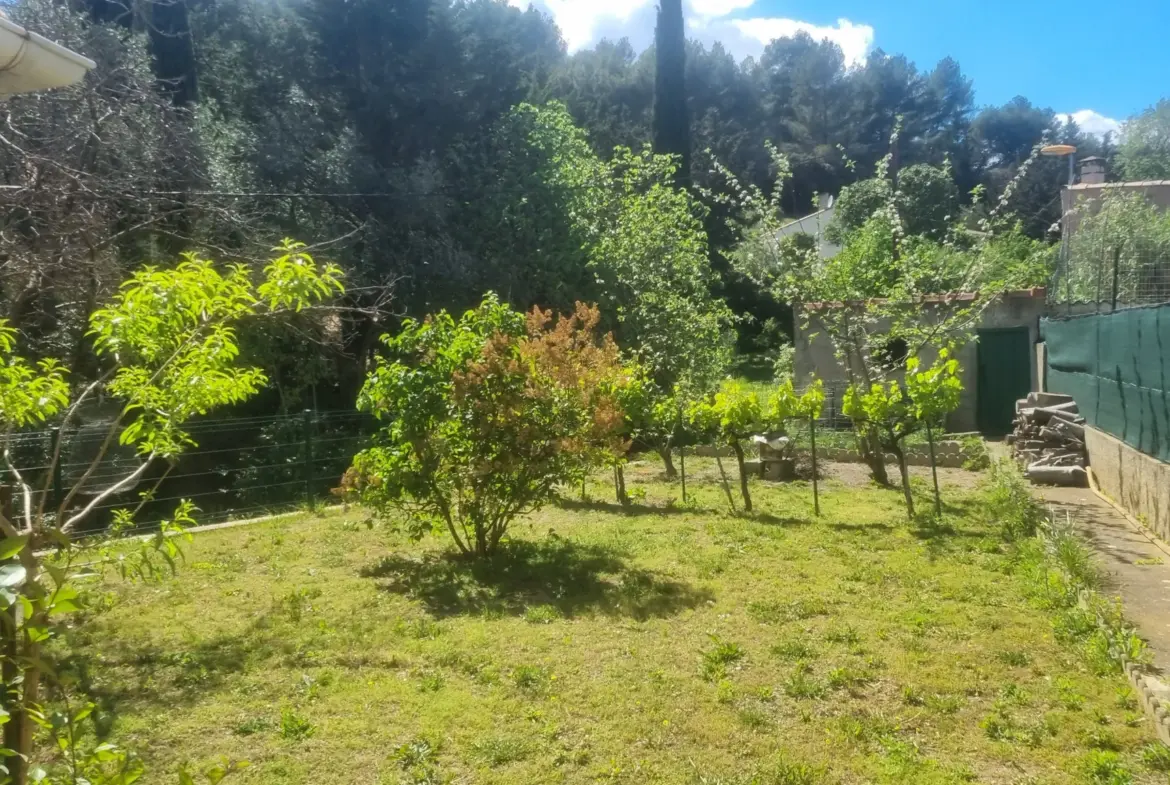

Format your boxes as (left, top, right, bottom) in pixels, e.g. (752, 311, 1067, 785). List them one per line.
(1, 409, 374, 540)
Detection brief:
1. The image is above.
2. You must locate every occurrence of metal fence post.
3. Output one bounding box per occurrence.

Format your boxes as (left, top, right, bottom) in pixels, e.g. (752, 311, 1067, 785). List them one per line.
(303, 409, 315, 511)
(51, 427, 63, 514)
(809, 415, 820, 517)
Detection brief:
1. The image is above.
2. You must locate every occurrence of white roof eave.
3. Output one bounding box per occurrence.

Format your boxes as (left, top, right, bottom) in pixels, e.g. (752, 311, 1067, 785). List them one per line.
(0, 15, 96, 97)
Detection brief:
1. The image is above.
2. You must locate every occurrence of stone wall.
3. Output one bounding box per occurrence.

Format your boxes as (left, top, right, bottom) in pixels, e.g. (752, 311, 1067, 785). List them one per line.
(1085, 425, 1170, 542)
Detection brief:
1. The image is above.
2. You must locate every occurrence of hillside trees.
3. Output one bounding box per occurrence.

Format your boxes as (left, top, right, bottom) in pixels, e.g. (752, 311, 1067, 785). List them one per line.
(1117, 99, 1170, 180)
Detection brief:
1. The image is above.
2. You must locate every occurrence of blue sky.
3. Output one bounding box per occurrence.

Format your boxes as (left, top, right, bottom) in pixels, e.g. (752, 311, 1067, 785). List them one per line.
(512, 0, 1170, 135)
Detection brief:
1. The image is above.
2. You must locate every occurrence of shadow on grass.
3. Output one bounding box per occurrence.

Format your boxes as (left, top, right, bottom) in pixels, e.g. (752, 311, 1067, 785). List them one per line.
(744, 511, 814, 527)
(361, 538, 712, 620)
(553, 497, 693, 516)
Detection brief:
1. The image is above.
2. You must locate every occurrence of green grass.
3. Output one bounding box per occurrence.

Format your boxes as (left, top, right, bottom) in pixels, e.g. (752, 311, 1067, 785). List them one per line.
(59, 459, 1165, 784)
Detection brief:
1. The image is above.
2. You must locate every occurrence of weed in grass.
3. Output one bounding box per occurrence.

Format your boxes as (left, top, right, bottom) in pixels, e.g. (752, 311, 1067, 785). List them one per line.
(755, 685, 775, 702)
(1134, 557, 1163, 566)
(924, 693, 963, 714)
(511, 664, 550, 691)
(736, 704, 773, 730)
(1081, 750, 1133, 785)
(759, 759, 825, 785)
(279, 706, 315, 741)
(1057, 678, 1086, 711)
(824, 625, 860, 646)
(400, 618, 443, 640)
(417, 671, 445, 692)
(1115, 687, 1138, 711)
(701, 636, 746, 681)
(771, 637, 815, 661)
(1081, 726, 1121, 751)
(997, 682, 1031, 707)
(233, 715, 273, 736)
(275, 586, 322, 622)
(784, 663, 825, 700)
(470, 735, 532, 766)
(901, 685, 925, 706)
(1140, 742, 1170, 772)
(524, 604, 562, 624)
(716, 679, 736, 704)
(826, 666, 869, 692)
(996, 650, 1031, 667)
(747, 598, 829, 624)
(393, 737, 439, 768)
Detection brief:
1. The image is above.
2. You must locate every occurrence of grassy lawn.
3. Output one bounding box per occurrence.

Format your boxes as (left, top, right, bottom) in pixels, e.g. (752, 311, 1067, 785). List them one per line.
(61, 460, 1165, 784)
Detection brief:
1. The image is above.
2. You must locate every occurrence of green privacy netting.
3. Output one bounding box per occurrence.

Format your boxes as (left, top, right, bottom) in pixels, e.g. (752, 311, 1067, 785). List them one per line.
(1042, 304, 1170, 463)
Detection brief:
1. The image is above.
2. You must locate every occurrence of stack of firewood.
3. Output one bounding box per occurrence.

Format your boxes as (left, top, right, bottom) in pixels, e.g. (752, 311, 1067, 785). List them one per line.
(1007, 392, 1088, 486)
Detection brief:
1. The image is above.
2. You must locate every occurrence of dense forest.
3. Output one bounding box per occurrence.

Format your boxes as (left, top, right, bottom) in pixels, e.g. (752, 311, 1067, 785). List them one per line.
(0, 0, 1128, 411)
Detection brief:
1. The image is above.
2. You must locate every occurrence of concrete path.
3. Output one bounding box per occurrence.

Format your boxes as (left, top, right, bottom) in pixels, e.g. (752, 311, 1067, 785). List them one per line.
(1038, 485, 1170, 673)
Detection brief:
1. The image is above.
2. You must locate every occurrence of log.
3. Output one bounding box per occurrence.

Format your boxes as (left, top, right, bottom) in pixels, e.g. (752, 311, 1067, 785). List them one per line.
(1035, 402, 1080, 418)
(1048, 408, 1086, 425)
(1032, 392, 1075, 407)
(1026, 464, 1087, 486)
(1052, 420, 1085, 440)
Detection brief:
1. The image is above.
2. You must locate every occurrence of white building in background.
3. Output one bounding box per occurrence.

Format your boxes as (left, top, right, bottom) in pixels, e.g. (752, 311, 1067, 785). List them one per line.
(772, 195, 841, 260)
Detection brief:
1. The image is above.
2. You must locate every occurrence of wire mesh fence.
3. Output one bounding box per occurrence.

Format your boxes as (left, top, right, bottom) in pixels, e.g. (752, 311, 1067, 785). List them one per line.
(1, 409, 375, 540)
(1050, 189, 1170, 311)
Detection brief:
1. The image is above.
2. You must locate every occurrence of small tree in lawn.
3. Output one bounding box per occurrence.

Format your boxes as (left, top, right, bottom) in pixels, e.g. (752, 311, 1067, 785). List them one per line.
(905, 349, 963, 516)
(842, 350, 962, 518)
(348, 296, 627, 558)
(0, 241, 343, 785)
(688, 380, 764, 512)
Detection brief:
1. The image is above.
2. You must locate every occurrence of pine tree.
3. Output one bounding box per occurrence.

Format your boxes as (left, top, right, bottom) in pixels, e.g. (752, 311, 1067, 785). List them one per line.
(654, 0, 690, 186)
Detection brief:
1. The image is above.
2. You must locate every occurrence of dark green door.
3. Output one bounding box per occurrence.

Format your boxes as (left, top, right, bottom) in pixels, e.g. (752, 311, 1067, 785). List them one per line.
(976, 327, 1032, 436)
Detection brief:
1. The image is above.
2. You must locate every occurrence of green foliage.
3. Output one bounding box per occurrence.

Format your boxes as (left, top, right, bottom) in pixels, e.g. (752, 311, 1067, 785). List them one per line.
(89, 240, 343, 456)
(984, 458, 1045, 541)
(701, 635, 746, 681)
(843, 350, 962, 515)
(829, 164, 957, 243)
(1117, 99, 1170, 181)
(0, 244, 341, 785)
(0, 322, 69, 427)
(1064, 190, 1170, 304)
(512, 103, 734, 394)
(349, 296, 627, 557)
(278, 707, 315, 741)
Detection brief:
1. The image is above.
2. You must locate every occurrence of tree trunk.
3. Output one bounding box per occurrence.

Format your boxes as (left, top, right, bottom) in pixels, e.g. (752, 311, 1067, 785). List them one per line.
(730, 440, 752, 512)
(715, 456, 736, 512)
(658, 446, 678, 479)
(614, 465, 629, 506)
(893, 445, 914, 518)
(859, 431, 891, 486)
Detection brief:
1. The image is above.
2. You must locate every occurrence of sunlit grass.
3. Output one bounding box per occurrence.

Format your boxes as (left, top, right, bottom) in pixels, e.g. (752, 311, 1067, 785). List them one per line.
(61, 459, 1164, 784)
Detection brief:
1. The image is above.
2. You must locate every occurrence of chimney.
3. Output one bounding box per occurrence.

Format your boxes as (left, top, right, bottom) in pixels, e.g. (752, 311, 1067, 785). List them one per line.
(1078, 156, 1107, 185)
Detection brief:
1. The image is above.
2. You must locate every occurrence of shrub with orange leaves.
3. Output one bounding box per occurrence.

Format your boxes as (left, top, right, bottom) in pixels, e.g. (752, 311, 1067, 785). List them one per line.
(347, 293, 628, 557)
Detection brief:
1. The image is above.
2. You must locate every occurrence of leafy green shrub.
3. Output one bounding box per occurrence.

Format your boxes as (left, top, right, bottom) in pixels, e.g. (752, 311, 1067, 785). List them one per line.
(347, 296, 627, 557)
(985, 458, 1045, 541)
(279, 707, 315, 741)
(960, 435, 990, 471)
(701, 636, 746, 681)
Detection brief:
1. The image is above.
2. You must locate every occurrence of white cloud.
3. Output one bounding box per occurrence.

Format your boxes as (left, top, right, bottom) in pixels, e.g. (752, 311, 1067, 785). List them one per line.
(1057, 109, 1122, 139)
(513, 0, 875, 65)
(687, 0, 757, 21)
(512, 0, 654, 51)
(730, 17, 874, 66)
